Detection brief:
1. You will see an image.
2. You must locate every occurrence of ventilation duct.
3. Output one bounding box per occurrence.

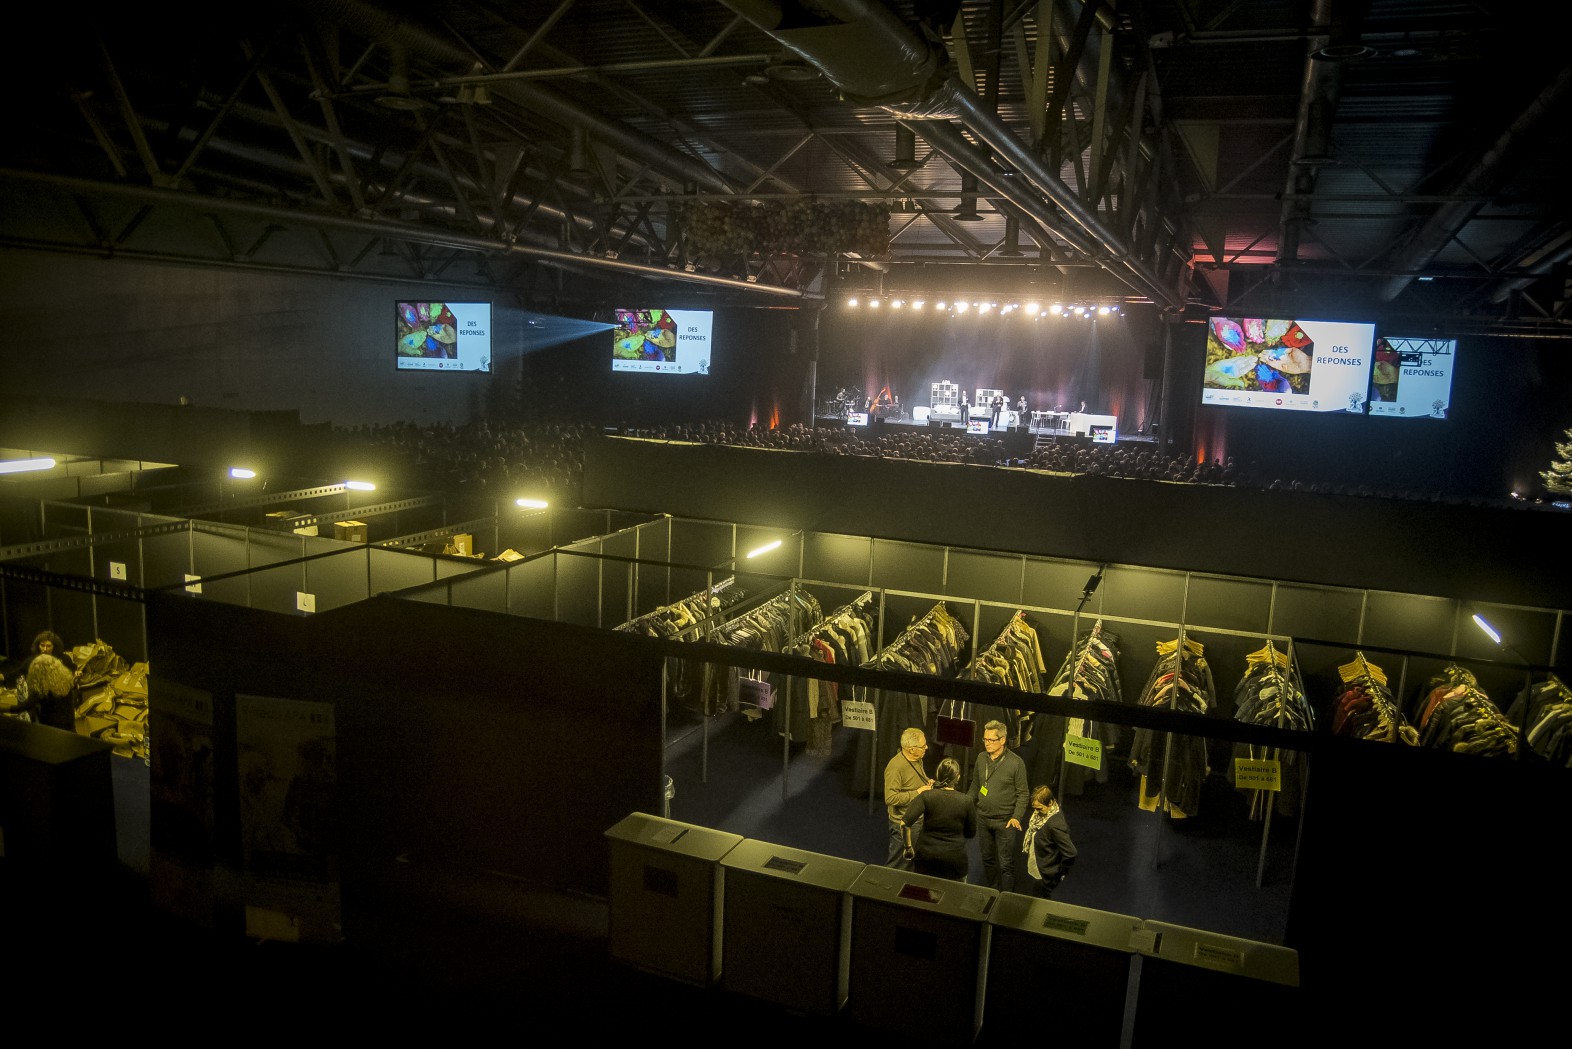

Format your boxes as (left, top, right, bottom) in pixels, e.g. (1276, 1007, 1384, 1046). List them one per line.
(716, 0, 1184, 309)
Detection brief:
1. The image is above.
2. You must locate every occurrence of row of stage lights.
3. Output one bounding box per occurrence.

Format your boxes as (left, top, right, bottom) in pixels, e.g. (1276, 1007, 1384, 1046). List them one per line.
(845, 298, 1122, 317)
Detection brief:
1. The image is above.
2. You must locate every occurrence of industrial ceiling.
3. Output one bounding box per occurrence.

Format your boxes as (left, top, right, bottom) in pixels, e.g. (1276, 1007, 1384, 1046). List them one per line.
(6, 0, 1570, 336)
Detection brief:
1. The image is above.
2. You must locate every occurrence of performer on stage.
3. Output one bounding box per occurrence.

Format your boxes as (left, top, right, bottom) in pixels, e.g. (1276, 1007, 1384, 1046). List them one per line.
(1017, 395, 1027, 417)
(990, 395, 1003, 428)
(960, 392, 969, 420)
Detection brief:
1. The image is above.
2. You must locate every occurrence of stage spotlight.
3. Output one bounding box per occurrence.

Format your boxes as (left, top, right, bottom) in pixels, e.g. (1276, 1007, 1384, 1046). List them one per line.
(955, 301, 969, 313)
(1050, 303, 1063, 315)
(892, 299, 904, 308)
(978, 302, 992, 313)
(1073, 305, 1086, 316)
(912, 299, 925, 310)
(869, 298, 881, 308)
(847, 297, 859, 307)
(1099, 305, 1110, 315)
(936, 301, 947, 310)
(1025, 303, 1040, 316)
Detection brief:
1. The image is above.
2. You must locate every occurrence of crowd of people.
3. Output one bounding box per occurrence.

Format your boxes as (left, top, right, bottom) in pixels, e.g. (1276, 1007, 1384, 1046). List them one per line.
(335, 415, 1499, 508)
(340, 419, 597, 502)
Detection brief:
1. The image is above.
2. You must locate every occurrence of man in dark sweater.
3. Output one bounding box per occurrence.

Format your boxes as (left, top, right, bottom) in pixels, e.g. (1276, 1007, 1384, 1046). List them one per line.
(968, 719, 1028, 891)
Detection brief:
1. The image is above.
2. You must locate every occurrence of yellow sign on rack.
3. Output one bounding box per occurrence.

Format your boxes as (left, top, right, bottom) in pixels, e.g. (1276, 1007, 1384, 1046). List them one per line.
(1063, 734, 1102, 770)
(1234, 758, 1282, 791)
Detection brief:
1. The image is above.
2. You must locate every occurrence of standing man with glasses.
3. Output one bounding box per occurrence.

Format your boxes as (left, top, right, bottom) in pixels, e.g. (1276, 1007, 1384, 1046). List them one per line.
(969, 720, 1028, 891)
(884, 727, 934, 870)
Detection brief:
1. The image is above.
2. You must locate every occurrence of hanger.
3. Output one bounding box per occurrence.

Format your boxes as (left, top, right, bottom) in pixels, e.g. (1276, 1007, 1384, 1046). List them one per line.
(1338, 651, 1387, 688)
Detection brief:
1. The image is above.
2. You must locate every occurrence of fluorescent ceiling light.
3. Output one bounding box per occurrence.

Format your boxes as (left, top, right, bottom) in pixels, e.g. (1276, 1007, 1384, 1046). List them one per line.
(0, 457, 57, 474)
(344, 480, 376, 491)
(1471, 614, 1501, 645)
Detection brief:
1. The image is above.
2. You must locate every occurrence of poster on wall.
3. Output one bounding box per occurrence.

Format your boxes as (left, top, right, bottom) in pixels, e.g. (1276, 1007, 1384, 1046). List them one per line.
(235, 693, 341, 943)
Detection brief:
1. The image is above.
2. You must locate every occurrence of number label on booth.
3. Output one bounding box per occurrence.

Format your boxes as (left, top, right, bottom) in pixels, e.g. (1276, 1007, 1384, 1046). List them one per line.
(1063, 734, 1103, 770)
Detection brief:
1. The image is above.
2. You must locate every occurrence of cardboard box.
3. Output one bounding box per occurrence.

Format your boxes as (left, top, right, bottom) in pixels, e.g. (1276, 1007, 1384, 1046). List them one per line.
(335, 520, 369, 543)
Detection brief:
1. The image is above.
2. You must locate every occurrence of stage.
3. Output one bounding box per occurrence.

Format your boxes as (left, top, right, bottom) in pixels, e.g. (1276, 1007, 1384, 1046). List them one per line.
(814, 406, 1156, 449)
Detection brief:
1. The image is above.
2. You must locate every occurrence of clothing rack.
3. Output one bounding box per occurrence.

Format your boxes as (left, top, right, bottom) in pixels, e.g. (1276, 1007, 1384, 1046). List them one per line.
(938, 610, 1048, 777)
(1331, 652, 1417, 744)
(1414, 664, 1519, 758)
(615, 576, 747, 640)
(1513, 674, 1572, 766)
(1129, 630, 1216, 819)
(855, 602, 972, 808)
(1231, 639, 1313, 886)
(772, 591, 876, 759)
(1031, 619, 1124, 799)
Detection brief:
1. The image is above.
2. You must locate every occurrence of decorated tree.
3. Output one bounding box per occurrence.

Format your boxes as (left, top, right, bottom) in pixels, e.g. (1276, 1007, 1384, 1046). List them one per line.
(1541, 427, 1572, 494)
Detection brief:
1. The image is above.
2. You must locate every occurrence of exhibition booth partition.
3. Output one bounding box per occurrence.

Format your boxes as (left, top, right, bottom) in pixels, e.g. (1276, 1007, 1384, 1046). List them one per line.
(6, 504, 1571, 1011)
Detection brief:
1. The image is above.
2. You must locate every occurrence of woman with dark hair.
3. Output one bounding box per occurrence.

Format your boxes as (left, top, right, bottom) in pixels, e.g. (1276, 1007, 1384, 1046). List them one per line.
(1022, 784, 1077, 898)
(901, 757, 976, 881)
(6, 631, 80, 730)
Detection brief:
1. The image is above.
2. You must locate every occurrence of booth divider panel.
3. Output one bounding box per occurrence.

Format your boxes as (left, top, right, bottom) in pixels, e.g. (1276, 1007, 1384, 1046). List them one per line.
(871, 538, 946, 596)
(947, 549, 1024, 607)
(367, 546, 439, 596)
(1099, 565, 1187, 625)
(802, 532, 873, 588)
(1362, 591, 1458, 654)
(1022, 558, 1100, 612)
(667, 518, 733, 572)
(1270, 582, 1364, 642)
(443, 564, 509, 614)
(506, 557, 559, 622)
(554, 554, 605, 627)
(140, 530, 199, 589)
(1185, 576, 1274, 634)
(246, 560, 314, 615)
(433, 558, 480, 581)
(304, 548, 374, 613)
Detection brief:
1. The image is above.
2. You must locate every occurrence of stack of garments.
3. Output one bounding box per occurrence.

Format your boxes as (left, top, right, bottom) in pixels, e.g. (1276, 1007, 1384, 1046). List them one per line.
(1415, 664, 1519, 758)
(1231, 643, 1313, 819)
(1129, 637, 1216, 818)
(1330, 654, 1417, 744)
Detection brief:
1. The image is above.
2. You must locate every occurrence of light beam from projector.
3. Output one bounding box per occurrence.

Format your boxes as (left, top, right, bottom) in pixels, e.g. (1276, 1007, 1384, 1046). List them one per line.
(521, 311, 615, 351)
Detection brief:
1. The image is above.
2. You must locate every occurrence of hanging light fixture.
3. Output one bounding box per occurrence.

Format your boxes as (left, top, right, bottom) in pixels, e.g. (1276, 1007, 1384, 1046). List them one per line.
(890, 124, 919, 170)
(954, 171, 982, 221)
(999, 216, 1024, 256)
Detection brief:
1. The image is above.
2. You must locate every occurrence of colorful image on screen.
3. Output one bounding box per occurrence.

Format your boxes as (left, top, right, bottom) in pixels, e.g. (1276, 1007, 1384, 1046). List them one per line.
(1368, 336, 1455, 419)
(1201, 316, 1374, 413)
(611, 308, 712, 374)
(396, 301, 492, 372)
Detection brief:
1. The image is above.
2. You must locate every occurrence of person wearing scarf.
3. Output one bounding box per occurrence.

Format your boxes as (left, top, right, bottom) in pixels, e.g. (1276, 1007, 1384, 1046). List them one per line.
(1021, 784, 1077, 898)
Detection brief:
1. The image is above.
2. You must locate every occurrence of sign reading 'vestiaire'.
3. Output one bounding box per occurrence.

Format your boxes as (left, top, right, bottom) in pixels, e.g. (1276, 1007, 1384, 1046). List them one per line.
(840, 700, 876, 730)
